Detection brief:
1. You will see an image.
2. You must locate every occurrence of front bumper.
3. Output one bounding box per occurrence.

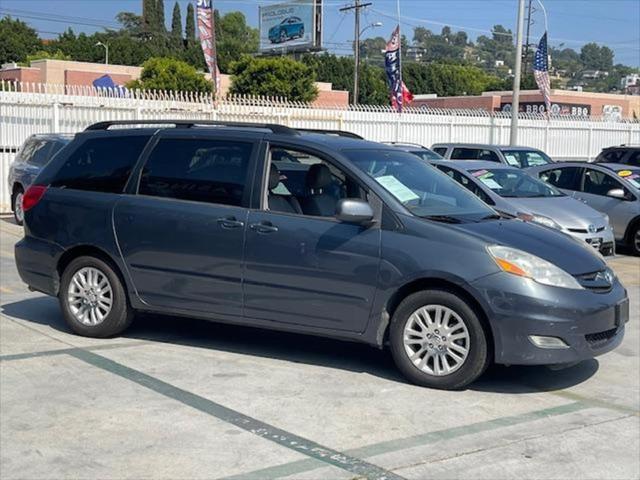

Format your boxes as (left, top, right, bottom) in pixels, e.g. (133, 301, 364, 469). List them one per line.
(471, 272, 629, 365)
(566, 228, 616, 256)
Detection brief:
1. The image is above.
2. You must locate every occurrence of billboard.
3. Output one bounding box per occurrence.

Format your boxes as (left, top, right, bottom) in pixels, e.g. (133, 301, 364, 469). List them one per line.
(259, 0, 322, 53)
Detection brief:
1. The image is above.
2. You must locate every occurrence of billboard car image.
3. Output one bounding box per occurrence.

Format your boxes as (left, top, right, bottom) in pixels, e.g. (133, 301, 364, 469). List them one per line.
(259, 1, 318, 52)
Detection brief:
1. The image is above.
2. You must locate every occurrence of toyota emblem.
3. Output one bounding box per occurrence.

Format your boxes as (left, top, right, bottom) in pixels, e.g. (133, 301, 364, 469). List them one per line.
(588, 224, 597, 234)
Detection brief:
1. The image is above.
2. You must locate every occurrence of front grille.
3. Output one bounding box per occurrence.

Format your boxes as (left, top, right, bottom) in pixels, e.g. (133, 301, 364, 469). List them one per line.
(585, 328, 618, 347)
(568, 226, 606, 234)
(575, 269, 614, 292)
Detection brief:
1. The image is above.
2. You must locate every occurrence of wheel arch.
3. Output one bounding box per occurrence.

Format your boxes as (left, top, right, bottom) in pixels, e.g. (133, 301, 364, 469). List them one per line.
(56, 245, 130, 298)
(379, 277, 496, 357)
(623, 215, 640, 246)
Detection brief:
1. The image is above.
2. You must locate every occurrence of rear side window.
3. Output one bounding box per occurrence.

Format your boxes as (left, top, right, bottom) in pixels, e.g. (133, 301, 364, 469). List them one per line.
(50, 135, 150, 193)
(451, 148, 500, 162)
(432, 147, 447, 156)
(539, 167, 581, 191)
(626, 151, 640, 167)
(139, 138, 253, 207)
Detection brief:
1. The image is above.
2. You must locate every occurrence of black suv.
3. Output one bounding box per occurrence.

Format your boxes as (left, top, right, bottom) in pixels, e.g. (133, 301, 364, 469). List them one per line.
(14, 121, 628, 390)
(593, 145, 640, 166)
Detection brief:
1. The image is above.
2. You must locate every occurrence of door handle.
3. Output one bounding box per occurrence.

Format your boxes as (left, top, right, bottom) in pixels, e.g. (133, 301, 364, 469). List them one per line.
(250, 222, 279, 234)
(217, 217, 244, 229)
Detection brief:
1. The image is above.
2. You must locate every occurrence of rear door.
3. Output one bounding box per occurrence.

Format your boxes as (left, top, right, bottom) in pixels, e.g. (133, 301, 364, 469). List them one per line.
(114, 131, 258, 317)
(576, 167, 636, 239)
(242, 143, 381, 332)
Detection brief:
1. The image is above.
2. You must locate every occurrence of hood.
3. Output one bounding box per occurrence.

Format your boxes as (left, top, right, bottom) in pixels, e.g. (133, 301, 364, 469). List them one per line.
(451, 219, 605, 276)
(504, 196, 607, 229)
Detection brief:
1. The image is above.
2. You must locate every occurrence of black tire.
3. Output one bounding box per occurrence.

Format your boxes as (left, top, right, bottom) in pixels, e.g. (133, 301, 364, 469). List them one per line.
(59, 256, 133, 337)
(299, 27, 304, 38)
(389, 289, 489, 390)
(630, 224, 640, 256)
(11, 185, 24, 226)
(280, 30, 287, 43)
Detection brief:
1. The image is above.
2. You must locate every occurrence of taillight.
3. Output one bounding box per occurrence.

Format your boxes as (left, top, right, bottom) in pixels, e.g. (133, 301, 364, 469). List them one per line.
(22, 185, 48, 212)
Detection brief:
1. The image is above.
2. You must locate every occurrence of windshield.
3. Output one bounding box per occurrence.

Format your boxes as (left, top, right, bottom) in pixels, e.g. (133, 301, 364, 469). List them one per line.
(345, 149, 495, 220)
(618, 168, 640, 189)
(469, 168, 564, 198)
(409, 149, 444, 161)
(501, 149, 552, 168)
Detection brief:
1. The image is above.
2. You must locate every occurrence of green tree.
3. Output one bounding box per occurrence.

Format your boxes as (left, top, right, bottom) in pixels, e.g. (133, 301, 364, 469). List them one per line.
(301, 53, 389, 104)
(143, 0, 157, 33)
(215, 11, 259, 73)
(116, 12, 143, 34)
(229, 55, 318, 102)
(403, 63, 502, 97)
(23, 49, 71, 65)
(185, 3, 196, 45)
(156, 0, 166, 33)
(0, 16, 42, 64)
(580, 43, 614, 71)
(127, 57, 213, 93)
(170, 2, 183, 49)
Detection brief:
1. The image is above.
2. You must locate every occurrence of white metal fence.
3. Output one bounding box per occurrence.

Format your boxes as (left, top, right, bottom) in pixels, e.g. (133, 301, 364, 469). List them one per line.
(2, 81, 639, 213)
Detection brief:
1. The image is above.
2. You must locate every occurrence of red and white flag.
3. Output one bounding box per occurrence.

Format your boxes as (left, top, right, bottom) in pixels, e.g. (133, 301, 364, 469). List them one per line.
(196, 0, 220, 95)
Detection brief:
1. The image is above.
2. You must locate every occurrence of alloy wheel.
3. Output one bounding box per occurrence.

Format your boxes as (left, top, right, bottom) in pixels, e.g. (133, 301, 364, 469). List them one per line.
(67, 267, 113, 326)
(14, 192, 24, 224)
(403, 305, 470, 376)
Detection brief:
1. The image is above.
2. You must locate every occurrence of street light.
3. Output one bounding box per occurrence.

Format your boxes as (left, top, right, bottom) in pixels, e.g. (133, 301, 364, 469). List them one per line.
(354, 21, 382, 104)
(95, 41, 109, 65)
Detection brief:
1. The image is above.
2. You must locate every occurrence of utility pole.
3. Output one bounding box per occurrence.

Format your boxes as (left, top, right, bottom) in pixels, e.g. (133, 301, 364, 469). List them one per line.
(523, 0, 534, 74)
(340, 1, 372, 104)
(510, 0, 526, 146)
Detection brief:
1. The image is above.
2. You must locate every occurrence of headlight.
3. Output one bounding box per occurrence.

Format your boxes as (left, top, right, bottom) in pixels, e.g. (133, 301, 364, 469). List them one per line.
(517, 212, 561, 230)
(488, 245, 584, 289)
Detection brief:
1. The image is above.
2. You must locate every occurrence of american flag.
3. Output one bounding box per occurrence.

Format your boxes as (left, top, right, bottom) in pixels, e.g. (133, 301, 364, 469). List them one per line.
(196, 0, 220, 95)
(533, 32, 551, 115)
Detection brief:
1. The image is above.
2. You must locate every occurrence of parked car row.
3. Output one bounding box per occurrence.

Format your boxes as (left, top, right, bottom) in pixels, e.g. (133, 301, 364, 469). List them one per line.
(12, 121, 630, 391)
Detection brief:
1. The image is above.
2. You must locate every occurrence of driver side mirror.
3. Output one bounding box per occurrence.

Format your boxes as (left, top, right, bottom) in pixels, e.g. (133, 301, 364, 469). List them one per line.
(606, 188, 627, 200)
(336, 198, 375, 225)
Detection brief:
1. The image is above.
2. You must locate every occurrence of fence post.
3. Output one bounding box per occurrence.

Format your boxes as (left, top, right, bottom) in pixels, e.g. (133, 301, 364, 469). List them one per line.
(587, 123, 593, 161)
(52, 103, 60, 132)
(135, 106, 143, 119)
(545, 121, 550, 153)
(449, 115, 454, 141)
(489, 114, 495, 144)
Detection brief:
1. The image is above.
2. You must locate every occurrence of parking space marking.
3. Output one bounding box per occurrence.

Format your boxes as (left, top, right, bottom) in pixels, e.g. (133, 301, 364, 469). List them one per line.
(220, 401, 589, 480)
(68, 348, 406, 480)
(0, 341, 149, 362)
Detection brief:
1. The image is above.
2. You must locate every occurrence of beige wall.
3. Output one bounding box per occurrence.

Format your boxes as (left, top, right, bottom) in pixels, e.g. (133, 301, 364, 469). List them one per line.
(30, 59, 142, 85)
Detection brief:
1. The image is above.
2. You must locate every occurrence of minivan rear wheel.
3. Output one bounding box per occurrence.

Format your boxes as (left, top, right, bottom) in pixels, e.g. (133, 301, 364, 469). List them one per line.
(389, 290, 489, 390)
(12, 186, 24, 226)
(59, 256, 133, 337)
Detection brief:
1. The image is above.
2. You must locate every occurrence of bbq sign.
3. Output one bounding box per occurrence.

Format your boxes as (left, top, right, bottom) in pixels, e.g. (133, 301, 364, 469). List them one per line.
(501, 102, 591, 117)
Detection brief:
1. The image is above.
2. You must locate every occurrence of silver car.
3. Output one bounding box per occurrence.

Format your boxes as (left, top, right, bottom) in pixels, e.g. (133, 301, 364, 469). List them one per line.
(431, 160, 616, 256)
(430, 143, 554, 168)
(528, 162, 640, 256)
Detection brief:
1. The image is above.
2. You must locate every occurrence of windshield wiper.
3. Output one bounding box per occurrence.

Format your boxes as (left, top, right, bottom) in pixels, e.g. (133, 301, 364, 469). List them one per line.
(423, 215, 463, 224)
(479, 213, 502, 221)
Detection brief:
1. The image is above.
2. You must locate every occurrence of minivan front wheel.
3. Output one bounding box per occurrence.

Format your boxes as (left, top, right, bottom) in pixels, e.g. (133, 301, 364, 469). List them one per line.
(59, 256, 133, 337)
(389, 290, 489, 390)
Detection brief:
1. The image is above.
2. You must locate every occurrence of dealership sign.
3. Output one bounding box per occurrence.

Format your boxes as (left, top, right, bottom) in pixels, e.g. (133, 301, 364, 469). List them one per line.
(259, 0, 322, 53)
(501, 102, 591, 117)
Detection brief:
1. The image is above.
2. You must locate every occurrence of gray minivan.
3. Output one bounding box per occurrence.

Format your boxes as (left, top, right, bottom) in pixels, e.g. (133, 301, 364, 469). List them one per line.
(431, 143, 554, 168)
(15, 121, 629, 390)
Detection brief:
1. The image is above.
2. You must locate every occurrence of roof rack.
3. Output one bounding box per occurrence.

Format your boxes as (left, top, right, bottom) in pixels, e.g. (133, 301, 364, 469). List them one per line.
(84, 120, 300, 135)
(382, 141, 427, 149)
(297, 128, 363, 139)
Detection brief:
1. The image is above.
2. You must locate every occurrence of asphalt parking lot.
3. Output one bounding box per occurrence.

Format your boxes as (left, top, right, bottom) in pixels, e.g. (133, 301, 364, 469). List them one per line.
(1, 215, 638, 480)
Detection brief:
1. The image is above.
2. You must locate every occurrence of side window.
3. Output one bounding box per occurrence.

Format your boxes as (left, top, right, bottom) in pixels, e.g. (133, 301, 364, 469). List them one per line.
(139, 138, 253, 207)
(451, 148, 480, 160)
(268, 146, 363, 217)
(437, 166, 494, 205)
(503, 152, 522, 167)
(17, 138, 42, 164)
(51, 135, 150, 193)
(583, 169, 624, 196)
(539, 167, 581, 191)
(478, 149, 500, 162)
(27, 141, 54, 167)
(626, 151, 640, 167)
(432, 147, 447, 157)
